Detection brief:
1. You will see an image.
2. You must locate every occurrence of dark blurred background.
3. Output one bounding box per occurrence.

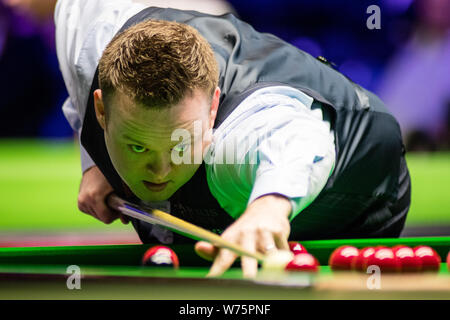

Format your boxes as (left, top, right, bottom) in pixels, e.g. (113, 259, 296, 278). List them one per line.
(1, 0, 449, 151)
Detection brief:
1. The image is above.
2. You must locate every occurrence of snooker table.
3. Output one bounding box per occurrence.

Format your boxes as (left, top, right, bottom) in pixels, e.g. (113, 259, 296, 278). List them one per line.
(0, 237, 449, 300)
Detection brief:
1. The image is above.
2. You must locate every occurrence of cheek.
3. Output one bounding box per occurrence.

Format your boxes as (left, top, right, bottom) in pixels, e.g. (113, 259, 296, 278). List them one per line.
(105, 137, 134, 174)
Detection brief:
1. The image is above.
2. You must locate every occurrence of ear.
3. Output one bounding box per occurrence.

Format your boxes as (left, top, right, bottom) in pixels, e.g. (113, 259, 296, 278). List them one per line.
(209, 87, 221, 129)
(93, 89, 106, 130)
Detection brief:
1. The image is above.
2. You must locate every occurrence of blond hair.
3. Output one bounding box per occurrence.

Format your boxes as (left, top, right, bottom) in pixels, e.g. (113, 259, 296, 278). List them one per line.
(99, 19, 219, 109)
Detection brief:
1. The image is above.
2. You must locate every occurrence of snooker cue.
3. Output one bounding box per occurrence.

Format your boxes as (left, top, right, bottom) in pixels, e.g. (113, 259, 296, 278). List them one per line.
(107, 194, 265, 262)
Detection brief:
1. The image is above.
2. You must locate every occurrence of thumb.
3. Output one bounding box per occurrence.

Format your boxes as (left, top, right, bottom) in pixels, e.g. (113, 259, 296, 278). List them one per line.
(195, 241, 219, 261)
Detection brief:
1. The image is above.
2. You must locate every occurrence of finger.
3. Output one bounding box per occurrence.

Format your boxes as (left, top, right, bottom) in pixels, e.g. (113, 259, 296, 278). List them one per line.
(81, 204, 100, 221)
(87, 207, 102, 222)
(119, 214, 129, 225)
(207, 248, 237, 277)
(78, 189, 100, 221)
(257, 230, 277, 255)
(102, 192, 127, 224)
(77, 195, 92, 215)
(88, 205, 99, 219)
(94, 201, 120, 224)
(77, 202, 89, 214)
(241, 233, 258, 279)
(195, 241, 219, 261)
(273, 231, 289, 251)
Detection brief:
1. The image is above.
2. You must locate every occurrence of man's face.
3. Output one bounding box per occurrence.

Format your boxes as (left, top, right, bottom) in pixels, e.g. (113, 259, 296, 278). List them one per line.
(94, 88, 219, 202)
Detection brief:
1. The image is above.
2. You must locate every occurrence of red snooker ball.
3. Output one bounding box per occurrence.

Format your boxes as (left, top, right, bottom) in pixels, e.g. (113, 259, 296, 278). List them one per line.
(288, 241, 308, 255)
(413, 246, 441, 272)
(392, 245, 421, 273)
(285, 253, 319, 272)
(351, 247, 376, 272)
(142, 245, 179, 268)
(364, 248, 401, 273)
(329, 246, 359, 271)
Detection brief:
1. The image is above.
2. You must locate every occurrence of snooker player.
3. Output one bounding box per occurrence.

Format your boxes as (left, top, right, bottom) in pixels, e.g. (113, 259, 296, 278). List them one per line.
(55, 0, 411, 278)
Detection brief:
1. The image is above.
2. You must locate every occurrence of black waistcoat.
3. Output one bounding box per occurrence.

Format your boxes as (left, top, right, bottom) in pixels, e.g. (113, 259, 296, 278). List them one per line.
(81, 7, 405, 242)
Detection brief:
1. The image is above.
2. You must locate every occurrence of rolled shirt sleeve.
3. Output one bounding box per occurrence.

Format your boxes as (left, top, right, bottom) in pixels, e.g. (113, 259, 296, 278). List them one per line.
(54, 0, 149, 172)
(248, 107, 335, 220)
(206, 86, 336, 220)
(61, 97, 96, 172)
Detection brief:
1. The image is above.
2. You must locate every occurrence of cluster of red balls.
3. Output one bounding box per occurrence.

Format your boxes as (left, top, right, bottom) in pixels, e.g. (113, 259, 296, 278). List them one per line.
(141, 243, 449, 275)
(329, 245, 447, 273)
(284, 241, 320, 272)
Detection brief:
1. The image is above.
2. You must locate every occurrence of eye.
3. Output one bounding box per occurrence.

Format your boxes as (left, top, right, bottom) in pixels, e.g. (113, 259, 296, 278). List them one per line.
(172, 144, 189, 153)
(129, 144, 147, 153)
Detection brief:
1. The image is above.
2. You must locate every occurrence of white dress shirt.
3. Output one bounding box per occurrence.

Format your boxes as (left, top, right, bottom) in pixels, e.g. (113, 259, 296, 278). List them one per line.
(205, 86, 335, 220)
(55, 0, 336, 220)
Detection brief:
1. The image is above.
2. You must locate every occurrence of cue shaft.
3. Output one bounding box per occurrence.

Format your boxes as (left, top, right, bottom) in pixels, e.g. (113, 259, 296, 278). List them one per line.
(107, 194, 265, 262)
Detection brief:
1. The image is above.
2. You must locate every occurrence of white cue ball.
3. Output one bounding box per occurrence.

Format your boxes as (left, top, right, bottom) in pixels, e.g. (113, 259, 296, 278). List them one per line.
(262, 250, 294, 271)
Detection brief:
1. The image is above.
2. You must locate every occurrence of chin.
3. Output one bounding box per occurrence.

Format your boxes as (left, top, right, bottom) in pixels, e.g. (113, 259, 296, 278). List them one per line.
(134, 187, 174, 203)
(143, 194, 170, 202)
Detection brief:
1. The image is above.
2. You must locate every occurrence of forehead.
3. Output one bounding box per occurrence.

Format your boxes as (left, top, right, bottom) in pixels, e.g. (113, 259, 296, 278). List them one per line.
(108, 90, 210, 137)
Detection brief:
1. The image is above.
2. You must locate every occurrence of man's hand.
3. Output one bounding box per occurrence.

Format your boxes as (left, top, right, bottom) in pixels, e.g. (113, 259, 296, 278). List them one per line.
(195, 194, 292, 278)
(78, 166, 129, 224)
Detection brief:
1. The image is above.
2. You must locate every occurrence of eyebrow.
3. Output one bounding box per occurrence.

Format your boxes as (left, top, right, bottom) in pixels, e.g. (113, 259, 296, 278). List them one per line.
(123, 135, 146, 146)
(123, 135, 191, 148)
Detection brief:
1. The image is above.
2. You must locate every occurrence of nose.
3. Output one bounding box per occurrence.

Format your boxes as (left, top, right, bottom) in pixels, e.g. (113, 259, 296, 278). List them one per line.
(146, 152, 172, 181)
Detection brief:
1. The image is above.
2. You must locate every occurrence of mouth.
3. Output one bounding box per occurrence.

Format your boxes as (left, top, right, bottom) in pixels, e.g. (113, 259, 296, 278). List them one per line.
(143, 180, 169, 192)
